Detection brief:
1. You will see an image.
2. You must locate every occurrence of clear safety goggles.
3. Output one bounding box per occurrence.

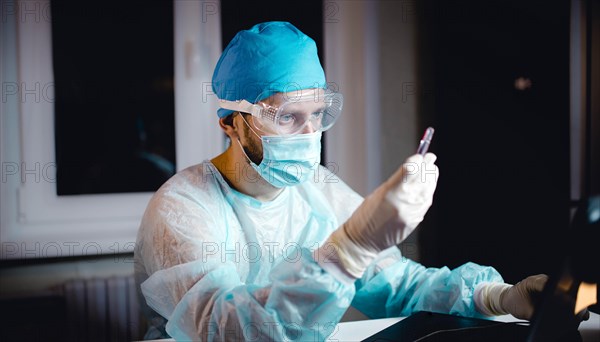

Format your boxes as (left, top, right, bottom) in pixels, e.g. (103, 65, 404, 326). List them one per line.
(218, 88, 343, 136)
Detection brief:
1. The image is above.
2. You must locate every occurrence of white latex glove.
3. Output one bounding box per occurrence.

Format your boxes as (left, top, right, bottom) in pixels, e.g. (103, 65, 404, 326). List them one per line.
(314, 153, 439, 283)
(474, 274, 591, 321)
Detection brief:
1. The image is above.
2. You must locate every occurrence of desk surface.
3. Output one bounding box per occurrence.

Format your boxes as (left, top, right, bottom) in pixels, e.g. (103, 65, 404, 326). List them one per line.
(148, 312, 599, 341)
(327, 312, 600, 342)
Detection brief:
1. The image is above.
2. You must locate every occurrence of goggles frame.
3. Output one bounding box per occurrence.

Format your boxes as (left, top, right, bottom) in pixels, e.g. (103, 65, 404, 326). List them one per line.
(219, 89, 343, 136)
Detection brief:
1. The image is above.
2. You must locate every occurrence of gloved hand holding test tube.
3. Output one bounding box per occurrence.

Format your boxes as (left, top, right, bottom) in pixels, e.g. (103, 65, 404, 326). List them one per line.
(315, 126, 439, 282)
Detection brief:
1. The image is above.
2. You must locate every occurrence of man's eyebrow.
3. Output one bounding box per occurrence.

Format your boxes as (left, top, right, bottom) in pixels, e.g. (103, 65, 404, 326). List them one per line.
(285, 106, 326, 115)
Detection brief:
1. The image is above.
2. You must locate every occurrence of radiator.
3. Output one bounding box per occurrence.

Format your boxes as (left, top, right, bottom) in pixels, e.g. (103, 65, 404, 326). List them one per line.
(62, 275, 145, 342)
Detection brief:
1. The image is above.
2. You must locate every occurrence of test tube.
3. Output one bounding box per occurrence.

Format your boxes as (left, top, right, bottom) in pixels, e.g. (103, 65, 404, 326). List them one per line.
(417, 127, 435, 155)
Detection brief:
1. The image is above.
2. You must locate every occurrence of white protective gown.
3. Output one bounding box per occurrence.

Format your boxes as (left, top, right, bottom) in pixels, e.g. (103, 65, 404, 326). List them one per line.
(134, 161, 502, 341)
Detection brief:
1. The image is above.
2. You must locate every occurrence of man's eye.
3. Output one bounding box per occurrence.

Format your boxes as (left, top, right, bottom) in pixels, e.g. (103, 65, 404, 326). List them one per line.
(311, 112, 324, 120)
(279, 113, 295, 124)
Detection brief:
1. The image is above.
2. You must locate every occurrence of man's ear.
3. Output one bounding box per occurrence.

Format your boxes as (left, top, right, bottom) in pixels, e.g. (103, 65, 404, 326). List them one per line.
(218, 113, 239, 140)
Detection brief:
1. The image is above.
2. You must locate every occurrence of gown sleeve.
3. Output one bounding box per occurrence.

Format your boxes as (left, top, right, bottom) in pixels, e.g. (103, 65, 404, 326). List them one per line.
(352, 247, 504, 319)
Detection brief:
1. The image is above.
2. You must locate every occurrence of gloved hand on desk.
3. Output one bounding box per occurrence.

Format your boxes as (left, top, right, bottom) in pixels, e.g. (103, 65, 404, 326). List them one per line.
(474, 274, 591, 321)
(314, 153, 439, 283)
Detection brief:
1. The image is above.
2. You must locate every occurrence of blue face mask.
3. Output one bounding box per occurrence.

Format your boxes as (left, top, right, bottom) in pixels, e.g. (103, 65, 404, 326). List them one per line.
(237, 130, 322, 188)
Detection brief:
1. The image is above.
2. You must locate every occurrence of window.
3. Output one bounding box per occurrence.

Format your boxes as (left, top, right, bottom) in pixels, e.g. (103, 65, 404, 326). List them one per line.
(51, 0, 176, 195)
(0, 0, 224, 259)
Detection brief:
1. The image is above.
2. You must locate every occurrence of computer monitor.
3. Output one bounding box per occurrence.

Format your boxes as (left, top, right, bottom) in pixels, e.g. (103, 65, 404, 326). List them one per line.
(528, 194, 600, 341)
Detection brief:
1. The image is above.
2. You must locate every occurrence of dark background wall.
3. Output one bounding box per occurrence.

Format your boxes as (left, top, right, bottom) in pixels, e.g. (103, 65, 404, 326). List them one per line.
(417, 0, 573, 285)
(220, 0, 323, 60)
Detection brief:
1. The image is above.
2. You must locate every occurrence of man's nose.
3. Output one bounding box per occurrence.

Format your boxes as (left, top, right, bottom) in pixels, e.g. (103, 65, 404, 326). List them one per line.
(299, 121, 317, 134)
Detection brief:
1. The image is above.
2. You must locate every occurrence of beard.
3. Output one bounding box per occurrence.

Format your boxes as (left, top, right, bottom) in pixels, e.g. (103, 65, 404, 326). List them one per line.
(241, 116, 263, 165)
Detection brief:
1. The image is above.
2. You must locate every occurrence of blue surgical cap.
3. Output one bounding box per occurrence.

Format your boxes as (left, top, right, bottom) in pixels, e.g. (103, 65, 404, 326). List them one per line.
(212, 21, 327, 118)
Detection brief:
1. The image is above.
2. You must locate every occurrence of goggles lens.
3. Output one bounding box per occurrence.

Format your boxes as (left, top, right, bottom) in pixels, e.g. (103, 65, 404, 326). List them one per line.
(252, 89, 343, 136)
